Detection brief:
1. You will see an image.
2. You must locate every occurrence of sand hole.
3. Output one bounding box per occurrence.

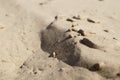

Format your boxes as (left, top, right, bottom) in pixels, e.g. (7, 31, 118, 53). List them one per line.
(40, 24, 81, 66)
(80, 38, 98, 49)
(87, 18, 96, 23)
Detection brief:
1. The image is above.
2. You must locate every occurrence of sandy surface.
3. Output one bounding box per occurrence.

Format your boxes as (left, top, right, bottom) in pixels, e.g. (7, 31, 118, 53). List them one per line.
(0, 0, 120, 80)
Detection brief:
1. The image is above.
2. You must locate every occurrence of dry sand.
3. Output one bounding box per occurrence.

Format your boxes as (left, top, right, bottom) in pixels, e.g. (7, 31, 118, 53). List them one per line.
(0, 0, 120, 80)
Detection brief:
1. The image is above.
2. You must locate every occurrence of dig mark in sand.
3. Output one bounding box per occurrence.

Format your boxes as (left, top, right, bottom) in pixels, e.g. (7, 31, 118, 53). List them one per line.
(98, 0, 104, 1)
(77, 29, 85, 36)
(72, 15, 81, 20)
(89, 63, 101, 71)
(103, 30, 109, 33)
(66, 18, 74, 22)
(87, 18, 96, 23)
(80, 38, 98, 49)
(113, 37, 117, 40)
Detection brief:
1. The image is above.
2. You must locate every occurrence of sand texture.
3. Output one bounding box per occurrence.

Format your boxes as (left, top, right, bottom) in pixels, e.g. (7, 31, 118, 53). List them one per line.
(0, 0, 120, 80)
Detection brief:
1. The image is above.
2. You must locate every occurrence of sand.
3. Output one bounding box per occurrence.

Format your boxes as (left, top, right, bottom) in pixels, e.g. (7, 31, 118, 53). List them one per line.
(0, 0, 120, 80)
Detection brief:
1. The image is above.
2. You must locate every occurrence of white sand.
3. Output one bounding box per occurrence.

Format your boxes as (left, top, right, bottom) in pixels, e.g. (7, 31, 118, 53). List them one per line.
(0, 0, 120, 80)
